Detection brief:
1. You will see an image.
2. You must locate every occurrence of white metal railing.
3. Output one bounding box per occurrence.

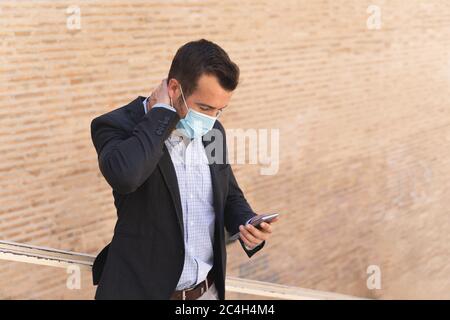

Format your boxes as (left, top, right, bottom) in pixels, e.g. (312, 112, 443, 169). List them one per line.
(0, 240, 367, 300)
(0, 240, 95, 270)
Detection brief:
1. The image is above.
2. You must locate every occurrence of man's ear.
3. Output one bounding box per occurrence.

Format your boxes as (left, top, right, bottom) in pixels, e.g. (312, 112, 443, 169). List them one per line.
(167, 78, 180, 104)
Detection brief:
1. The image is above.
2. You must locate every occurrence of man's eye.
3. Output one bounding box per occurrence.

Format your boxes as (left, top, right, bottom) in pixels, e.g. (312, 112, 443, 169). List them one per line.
(200, 106, 210, 111)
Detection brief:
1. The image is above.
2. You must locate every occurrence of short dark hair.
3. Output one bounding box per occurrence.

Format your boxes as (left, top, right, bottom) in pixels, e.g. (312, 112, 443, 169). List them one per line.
(167, 39, 240, 97)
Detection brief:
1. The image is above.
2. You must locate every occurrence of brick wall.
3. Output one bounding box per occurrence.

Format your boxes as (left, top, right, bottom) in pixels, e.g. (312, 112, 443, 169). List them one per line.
(1, 0, 450, 299)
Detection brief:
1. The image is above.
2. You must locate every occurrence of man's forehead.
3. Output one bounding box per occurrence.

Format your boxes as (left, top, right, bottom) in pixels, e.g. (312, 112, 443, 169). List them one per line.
(191, 75, 232, 108)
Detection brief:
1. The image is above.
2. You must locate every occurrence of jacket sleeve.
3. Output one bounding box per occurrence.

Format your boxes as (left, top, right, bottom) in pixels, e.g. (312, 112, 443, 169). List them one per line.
(90, 106, 179, 194)
(223, 159, 266, 258)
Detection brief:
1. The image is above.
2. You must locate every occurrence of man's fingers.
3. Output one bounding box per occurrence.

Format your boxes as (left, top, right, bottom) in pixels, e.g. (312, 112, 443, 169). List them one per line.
(161, 78, 168, 89)
(239, 225, 264, 244)
(242, 225, 262, 243)
(260, 222, 272, 233)
(247, 224, 269, 240)
(239, 231, 260, 248)
(239, 226, 259, 245)
(152, 79, 170, 105)
(238, 216, 279, 248)
(239, 233, 255, 248)
(161, 78, 169, 97)
(262, 217, 279, 231)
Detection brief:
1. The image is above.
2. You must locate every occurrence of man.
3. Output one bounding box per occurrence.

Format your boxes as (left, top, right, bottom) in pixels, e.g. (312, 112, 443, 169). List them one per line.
(90, 39, 278, 300)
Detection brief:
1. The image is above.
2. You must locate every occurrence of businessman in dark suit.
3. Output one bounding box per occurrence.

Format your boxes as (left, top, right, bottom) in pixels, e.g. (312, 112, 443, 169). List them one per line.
(90, 39, 278, 300)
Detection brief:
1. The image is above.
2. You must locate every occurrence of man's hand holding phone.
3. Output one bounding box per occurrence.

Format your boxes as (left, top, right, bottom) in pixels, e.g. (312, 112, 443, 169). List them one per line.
(238, 213, 279, 250)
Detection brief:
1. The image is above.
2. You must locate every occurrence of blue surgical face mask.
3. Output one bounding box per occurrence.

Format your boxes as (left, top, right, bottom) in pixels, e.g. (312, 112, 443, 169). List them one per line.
(175, 85, 217, 139)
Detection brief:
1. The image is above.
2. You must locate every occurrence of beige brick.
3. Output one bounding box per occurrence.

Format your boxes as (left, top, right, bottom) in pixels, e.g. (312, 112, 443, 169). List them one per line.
(1, 0, 450, 299)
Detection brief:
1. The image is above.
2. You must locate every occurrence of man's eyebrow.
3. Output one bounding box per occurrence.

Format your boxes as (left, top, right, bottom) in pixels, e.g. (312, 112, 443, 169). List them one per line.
(194, 101, 228, 110)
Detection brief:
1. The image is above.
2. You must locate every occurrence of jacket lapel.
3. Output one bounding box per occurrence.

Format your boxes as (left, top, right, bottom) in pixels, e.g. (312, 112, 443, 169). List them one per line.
(158, 145, 185, 239)
(202, 124, 226, 227)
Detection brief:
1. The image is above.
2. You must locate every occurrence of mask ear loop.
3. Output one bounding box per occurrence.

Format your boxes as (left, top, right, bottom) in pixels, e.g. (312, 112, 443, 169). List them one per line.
(179, 85, 190, 113)
(175, 85, 193, 140)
